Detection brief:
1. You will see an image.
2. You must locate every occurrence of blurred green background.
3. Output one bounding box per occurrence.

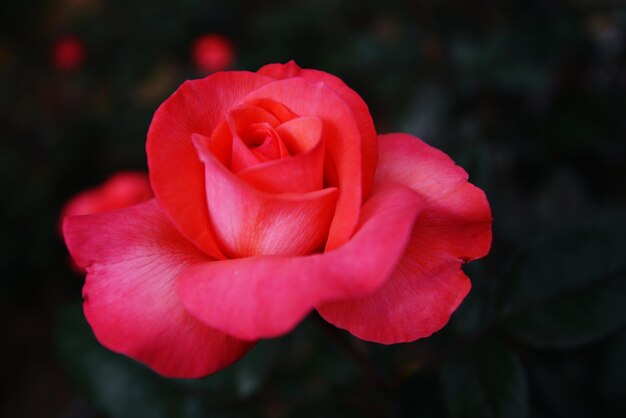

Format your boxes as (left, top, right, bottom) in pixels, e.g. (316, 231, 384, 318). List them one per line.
(2, 0, 626, 417)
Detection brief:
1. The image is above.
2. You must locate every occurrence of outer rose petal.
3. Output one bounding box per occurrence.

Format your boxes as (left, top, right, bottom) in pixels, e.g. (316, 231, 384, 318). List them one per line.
(375, 133, 492, 262)
(176, 182, 425, 341)
(257, 61, 378, 199)
(318, 133, 492, 343)
(63, 200, 253, 378)
(240, 77, 365, 251)
(317, 247, 472, 344)
(147, 71, 274, 259)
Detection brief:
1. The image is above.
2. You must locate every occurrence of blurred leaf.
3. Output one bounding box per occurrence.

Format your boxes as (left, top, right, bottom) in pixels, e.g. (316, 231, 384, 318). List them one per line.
(524, 351, 594, 418)
(498, 223, 626, 316)
(598, 328, 626, 417)
(440, 339, 528, 418)
(55, 303, 277, 418)
(398, 373, 446, 418)
(451, 261, 498, 336)
(498, 223, 626, 348)
(507, 274, 626, 349)
(268, 316, 363, 416)
(179, 334, 281, 399)
(55, 304, 182, 418)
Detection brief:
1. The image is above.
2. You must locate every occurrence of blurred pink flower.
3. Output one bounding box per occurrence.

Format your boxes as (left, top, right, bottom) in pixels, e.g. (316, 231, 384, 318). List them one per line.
(61, 172, 153, 220)
(192, 34, 234, 73)
(53, 36, 85, 71)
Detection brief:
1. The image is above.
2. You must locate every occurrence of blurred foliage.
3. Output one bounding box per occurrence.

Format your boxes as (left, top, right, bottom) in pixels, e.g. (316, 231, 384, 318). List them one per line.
(440, 339, 528, 418)
(2, 0, 626, 417)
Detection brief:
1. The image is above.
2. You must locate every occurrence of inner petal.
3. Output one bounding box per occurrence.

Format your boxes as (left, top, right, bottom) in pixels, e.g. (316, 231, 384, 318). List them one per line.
(228, 104, 291, 172)
(243, 98, 298, 124)
(194, 134, 339, 258)
(229, 104, 281, 131)
(237, 116, 325, 194)
(238, 77, 366, 253)
(247, 123, 290, 161)
(276, 116, 322, 155)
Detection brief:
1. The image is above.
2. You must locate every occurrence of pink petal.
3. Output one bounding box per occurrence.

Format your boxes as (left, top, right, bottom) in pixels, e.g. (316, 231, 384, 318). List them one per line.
(229, 102, 281, 134)
(194, 134, 339, 257)
(257, 60, 303, 79)
(317, 252, 472, 344)
(205, 120, 233, 166)
(146, 71, 274, 259)
(227, 103, 288, 172)
(243, 98, 298, 123)
(375, 133, 492, 262)
(176, 182, 425, 341)
(237, 117, 325, 194)
(318, 133, 492, 343)
(257, 61, 378, 199)
(230, 123, 281, 172)
(239, 77, 365, 251)
(63, 200, 253, 378)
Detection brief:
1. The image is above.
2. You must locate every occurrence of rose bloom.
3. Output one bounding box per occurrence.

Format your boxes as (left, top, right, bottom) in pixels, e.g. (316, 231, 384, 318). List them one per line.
(192, 34, 234, 74)
(63, 61, 492, 378)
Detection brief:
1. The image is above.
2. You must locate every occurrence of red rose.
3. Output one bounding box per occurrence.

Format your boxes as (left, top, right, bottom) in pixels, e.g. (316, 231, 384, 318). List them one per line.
(63, 61, 492, 378)
(192, 34, 234, 74)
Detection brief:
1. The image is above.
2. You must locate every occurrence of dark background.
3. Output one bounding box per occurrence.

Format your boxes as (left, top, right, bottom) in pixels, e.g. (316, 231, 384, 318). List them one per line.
(2, 0, 626, 417)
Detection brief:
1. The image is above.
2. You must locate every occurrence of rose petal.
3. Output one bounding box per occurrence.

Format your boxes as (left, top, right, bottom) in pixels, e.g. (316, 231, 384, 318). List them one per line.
(63, 200, 253, 378)
(258, 61, 378, 199)
(317, 249, 472, 344)
(176, 182, 425, 340)
(243, 98, 298, 123)
(375, 133, 492, 262)
(237, 117, 325, 194)
(230, 103, 281, 134)
(194, 134, 339, 257)
(276, 115, 323, 155)
(257, 60, 303, 79)
(206, 120, 233, 166)
(230, 123, 284, 172)
(317, 133, 492, 343)
(227, 103, 291, 172)
(147, 71, 274, 259)
(239, 77, 365, 251)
